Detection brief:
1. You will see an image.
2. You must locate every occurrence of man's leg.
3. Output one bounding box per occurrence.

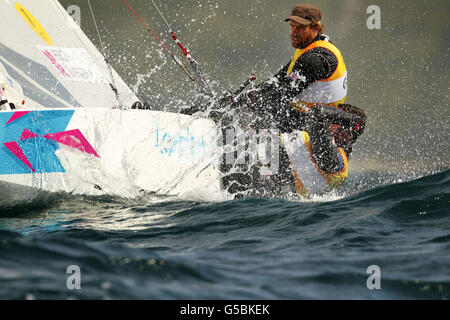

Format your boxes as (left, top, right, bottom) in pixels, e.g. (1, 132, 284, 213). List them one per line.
(307, 105, 356, 173)
(308, 118, 343, 173)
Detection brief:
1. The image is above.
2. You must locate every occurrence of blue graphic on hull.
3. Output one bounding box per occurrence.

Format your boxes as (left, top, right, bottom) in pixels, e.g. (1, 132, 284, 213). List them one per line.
(0, 110, 74, 175)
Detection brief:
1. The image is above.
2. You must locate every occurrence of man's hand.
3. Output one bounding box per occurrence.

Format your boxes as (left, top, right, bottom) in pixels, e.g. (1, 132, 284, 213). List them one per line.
(217, 95, 234, 107)
(180, 104, 205, 115)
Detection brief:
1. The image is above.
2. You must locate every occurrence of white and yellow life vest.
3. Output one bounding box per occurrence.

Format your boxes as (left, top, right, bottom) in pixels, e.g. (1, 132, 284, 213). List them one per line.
(287, 39, 348, 110)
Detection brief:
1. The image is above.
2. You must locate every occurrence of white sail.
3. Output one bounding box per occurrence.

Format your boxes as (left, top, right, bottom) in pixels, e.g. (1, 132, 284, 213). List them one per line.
(0, 0, 139, 109)
(0, 0, 226, 204)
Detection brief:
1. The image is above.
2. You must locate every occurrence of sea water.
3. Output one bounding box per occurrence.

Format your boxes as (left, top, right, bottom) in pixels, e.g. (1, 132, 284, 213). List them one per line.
(0, 169, 448, 299)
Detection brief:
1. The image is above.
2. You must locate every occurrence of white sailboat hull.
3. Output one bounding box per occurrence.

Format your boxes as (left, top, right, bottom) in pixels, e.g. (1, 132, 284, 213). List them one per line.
(0, 108, 226, 205)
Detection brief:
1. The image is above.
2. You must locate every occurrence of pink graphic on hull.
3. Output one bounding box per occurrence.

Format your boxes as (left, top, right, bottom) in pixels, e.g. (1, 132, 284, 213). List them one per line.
(6, 111, 31, 124)
(3, 141, 36, 172)
(3, 127, 100, 173)
(44, 129, 100, 158)
(20, 129, 39, 140)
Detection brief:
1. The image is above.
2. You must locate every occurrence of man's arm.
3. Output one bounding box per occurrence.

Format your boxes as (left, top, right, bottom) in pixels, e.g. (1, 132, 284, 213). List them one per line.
(232, 47, 337, 132)
(244, 47, 338, 109)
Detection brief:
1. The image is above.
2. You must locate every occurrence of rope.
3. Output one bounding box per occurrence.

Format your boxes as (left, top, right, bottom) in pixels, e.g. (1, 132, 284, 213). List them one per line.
(121, 0, 211, 95)
(87, 0, 123, 108)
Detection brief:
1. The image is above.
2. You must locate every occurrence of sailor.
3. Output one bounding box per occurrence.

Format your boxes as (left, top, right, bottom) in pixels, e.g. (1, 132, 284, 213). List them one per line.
(227, 4, 366, 194)
(182, 4, 366, 196)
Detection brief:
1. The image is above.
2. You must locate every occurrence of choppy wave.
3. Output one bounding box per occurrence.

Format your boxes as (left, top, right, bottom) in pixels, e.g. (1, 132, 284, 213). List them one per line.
(0, 169, 448, 299)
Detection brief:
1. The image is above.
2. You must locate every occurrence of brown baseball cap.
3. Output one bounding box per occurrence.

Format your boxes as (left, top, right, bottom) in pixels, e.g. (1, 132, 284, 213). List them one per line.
(285, 4, 322, 25)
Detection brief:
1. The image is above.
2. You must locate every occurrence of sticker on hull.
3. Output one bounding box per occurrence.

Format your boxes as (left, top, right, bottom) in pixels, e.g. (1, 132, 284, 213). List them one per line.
(0, 110, 99, 175)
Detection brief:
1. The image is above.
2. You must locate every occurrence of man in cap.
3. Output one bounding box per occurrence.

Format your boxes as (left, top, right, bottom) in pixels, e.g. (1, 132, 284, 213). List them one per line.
(233, 4, 366, 196)
(183, 4, 365, 197)
(234, 4, 365, 172)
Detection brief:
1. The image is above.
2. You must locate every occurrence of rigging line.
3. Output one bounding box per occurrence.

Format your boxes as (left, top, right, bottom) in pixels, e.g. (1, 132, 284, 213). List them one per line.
(148, 0, 192, 62)
(87, 0, 106, 54)
(149, 0, 173, 31)
(122, 0, 173, 55)
(148, 0, 214, 95)
(87, 0, 122, 107)
(121, 0, 210, 95)
(171, 56, 210, 95)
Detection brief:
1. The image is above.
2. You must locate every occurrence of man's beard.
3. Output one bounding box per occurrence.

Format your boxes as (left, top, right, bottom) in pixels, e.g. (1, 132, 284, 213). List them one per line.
(291, 35, 313, 49)
(291, 37, 304, 48)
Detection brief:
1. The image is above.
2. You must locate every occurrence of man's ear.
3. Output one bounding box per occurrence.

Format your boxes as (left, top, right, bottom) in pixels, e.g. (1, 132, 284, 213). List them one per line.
(311, 23, 320, 33)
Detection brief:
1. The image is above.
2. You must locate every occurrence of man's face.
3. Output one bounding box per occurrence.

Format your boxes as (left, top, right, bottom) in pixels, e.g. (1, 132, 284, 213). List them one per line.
(289, 21, 317, 48)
